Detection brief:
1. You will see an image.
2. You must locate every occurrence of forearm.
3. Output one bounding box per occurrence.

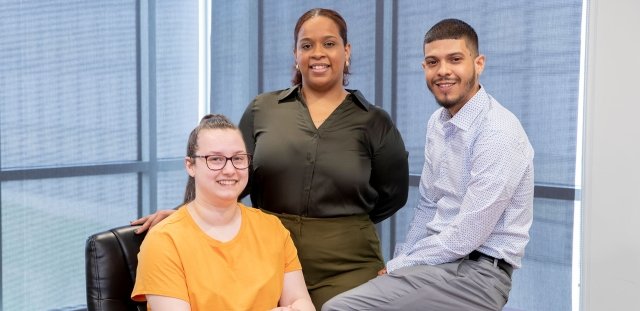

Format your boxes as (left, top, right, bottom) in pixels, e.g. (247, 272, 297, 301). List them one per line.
(369, 130, 409, 223)
(388, 185, 513, 272)
(393, 209, 432, 257)
(147, 295, 190, 311)
(369, 174, 409, 223)
(289, 298, 316, 311)
(279, 271, 314, 310)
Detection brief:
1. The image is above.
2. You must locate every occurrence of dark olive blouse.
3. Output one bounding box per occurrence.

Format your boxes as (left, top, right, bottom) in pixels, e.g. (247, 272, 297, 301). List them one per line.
(239, 85, 409, 223)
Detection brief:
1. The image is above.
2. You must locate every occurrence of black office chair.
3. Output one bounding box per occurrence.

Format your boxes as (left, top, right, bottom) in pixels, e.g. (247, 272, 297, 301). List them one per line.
(85, 225, 147, 311)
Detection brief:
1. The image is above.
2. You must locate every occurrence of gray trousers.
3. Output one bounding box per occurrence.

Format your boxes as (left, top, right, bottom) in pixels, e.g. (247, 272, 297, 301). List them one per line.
(321, 257, 512, 311)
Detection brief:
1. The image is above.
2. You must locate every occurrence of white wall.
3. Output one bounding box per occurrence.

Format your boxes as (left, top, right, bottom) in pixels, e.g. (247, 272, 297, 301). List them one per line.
(582, 0, 640, 309)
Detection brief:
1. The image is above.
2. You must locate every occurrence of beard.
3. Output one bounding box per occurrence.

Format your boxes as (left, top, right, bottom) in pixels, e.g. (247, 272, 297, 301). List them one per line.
(428, 71, 477, 109)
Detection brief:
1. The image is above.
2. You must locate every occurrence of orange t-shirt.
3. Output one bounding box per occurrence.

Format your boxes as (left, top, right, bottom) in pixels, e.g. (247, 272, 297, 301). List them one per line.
(131, 204, 301, 311)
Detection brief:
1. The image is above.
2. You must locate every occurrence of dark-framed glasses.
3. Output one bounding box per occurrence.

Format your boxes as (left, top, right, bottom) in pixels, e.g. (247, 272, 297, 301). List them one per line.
(191, 154, 252, 170)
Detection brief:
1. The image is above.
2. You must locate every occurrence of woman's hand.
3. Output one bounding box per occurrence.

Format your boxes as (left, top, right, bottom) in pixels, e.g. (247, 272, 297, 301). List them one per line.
(130, 209, 176, 234)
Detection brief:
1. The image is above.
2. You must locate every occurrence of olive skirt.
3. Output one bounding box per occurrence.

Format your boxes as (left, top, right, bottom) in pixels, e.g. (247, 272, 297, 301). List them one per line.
(268, 211, 384, 310)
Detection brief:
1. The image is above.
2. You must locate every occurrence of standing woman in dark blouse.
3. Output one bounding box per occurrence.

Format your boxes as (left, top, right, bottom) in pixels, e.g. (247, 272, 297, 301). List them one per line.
(239, 8, 408, 309)
(133, 7, 408, 309)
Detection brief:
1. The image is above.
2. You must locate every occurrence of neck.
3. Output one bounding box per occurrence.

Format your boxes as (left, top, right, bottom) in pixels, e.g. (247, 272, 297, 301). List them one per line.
(447, 83, 481, 116)
(188, 199, 242, 242)
(447, 105, 463, 117)
(301, 84, 348, 105)
(188, 198, 239, 226)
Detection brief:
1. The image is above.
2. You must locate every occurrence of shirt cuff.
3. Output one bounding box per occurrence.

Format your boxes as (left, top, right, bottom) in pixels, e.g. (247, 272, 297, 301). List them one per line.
(386, 254, 407, 273)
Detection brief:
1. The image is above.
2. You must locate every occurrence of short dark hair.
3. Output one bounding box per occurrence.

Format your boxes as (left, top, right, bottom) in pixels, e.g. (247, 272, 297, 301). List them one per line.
(424, 19, 479, 56)
(292, 8, 350, 86)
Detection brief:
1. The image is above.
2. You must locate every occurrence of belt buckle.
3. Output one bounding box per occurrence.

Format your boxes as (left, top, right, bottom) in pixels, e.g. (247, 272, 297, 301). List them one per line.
(478, 254, 498, 267)
(468, 251, 512, 277)
(491, 257, 499, 268)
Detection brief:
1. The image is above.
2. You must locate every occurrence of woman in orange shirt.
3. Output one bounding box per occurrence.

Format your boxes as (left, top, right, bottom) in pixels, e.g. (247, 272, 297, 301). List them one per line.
(131, 114, 314, 311)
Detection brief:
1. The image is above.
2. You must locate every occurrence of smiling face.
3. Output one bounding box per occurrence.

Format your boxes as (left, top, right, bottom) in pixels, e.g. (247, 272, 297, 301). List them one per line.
(185, 128, 248, 206)
(423, 38, 485, 115)
(294, 15, 351, 93)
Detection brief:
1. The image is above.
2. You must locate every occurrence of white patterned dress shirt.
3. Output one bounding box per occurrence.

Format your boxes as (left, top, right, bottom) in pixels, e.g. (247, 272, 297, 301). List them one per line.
(387, 86, 534, 272)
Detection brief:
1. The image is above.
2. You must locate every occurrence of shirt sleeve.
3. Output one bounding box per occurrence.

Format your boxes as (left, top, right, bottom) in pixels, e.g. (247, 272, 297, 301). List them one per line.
(387, 129, 532, 272)
(393, 168, 438, 257)
(368, 120, 410, 223)
(131, 230, 189, 302)
(238, 97, 257, 200)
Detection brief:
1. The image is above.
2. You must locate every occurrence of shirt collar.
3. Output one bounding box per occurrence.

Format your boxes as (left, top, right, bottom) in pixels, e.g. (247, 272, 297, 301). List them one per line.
(277, 84, 370, 111)
(439, 85, 489, 131)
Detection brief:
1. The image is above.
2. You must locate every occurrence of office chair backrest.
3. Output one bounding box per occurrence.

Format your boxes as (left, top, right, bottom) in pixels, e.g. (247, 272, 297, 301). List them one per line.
(85, 225, 147, 311)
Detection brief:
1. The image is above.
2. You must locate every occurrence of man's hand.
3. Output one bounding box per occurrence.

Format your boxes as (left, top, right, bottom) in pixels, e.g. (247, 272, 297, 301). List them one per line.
(131, 209, 176, 234)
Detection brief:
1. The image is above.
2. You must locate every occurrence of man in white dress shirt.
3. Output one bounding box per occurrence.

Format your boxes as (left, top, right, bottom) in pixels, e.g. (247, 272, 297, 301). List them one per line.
(322, 18, 534, 311)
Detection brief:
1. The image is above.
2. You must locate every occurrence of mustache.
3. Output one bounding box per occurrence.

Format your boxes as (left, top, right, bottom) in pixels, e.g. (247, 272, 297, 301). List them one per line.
(432, 78, 459, 84)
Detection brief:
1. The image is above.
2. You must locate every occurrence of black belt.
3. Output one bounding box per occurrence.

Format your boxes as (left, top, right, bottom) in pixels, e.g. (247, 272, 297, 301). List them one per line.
(468, 250, 513, 277)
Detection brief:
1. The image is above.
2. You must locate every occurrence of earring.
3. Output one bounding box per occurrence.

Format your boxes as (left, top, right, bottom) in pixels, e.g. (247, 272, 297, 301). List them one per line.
(295, 63, 299, 70)
(346, 60, 350, 67)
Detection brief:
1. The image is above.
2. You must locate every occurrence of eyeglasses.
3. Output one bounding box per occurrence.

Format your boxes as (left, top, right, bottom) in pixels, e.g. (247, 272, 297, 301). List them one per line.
(191, 154, 252, 171)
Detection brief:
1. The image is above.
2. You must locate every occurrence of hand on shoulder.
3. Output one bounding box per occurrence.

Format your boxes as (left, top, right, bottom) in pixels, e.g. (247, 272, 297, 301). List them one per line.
(130, 209, 177, 234)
